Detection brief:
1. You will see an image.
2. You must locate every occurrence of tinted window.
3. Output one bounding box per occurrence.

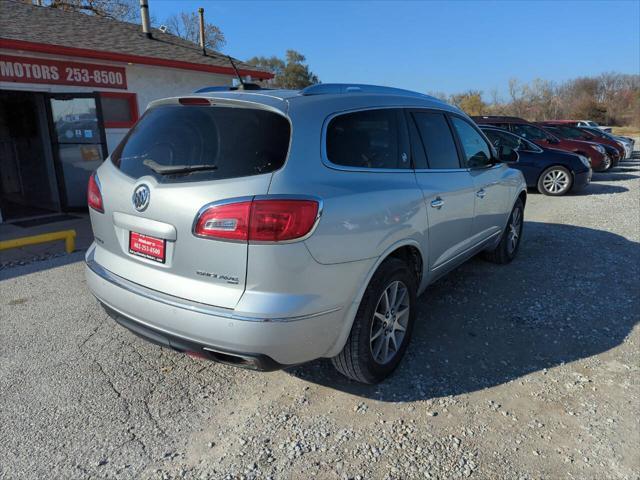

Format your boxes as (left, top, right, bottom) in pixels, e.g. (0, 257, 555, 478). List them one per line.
(484, 129, 537, 152)
(558, 126, 592, 139)
(407, 112, 428, 169)
(326, 109, 408, 169)
(484, 129, 519, 149)
(511, 123, 550, 141)
(411, 112, 460, 169)
(111, 105, 290, 183)
(450, 117, 492, 168)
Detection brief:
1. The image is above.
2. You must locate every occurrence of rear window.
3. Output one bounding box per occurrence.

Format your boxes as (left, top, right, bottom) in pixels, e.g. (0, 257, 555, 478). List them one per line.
(111, 105, 290, 183)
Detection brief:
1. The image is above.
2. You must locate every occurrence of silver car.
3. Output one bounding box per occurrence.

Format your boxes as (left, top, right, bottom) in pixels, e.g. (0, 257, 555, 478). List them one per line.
(85, 83, 527, 384)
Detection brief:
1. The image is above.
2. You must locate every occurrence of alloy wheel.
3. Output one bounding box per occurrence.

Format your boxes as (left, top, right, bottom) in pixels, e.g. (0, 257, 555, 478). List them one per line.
(370, 280, 410, 365)
(507, 207, 522, 254)
(542, 169, 570, 194)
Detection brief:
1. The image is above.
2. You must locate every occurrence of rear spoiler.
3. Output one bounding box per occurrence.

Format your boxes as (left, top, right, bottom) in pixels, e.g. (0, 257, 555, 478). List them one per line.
(146, 95, 288, 117)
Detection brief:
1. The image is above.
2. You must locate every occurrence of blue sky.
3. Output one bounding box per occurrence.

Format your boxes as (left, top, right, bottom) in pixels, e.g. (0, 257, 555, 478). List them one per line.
(150, 0, 640, 97)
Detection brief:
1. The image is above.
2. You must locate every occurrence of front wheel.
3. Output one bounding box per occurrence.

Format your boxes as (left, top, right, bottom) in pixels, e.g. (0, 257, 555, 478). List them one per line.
(332, 258, 417, 384)
(597, 155, 612, 172)
(483, 198, 524, 264)
(537, 166, 573, 196)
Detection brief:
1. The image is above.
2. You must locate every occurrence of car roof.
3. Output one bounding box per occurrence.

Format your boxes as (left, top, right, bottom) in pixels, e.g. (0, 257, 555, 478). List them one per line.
(471, 115, 529, 124)
(159, 83, 460, 116)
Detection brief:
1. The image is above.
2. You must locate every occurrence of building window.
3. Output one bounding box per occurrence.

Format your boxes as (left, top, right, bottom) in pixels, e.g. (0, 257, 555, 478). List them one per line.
(99, 92, 138, 128)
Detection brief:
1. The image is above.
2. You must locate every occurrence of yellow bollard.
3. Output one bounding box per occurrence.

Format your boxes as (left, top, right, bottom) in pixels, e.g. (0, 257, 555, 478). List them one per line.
(0, 229, 76, 254)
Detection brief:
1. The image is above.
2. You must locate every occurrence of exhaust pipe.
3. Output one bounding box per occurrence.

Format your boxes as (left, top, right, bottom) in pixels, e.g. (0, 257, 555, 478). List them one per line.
(198, 7, 206, 55)
(139, 0, 152, 39)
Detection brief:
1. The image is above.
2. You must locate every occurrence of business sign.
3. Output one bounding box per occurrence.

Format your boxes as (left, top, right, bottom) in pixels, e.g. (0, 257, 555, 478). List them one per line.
(0, 54, 127, 89)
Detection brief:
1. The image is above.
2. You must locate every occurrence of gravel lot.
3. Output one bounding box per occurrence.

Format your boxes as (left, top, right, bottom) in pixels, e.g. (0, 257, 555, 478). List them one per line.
(1, 158, 639, 480)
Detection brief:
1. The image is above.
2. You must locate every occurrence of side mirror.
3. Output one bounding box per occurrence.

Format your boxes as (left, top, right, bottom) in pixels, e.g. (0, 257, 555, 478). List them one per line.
(498, 145, 518, 163)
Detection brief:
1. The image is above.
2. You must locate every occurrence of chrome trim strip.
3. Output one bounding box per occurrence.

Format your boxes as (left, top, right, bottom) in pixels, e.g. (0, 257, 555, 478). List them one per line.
(431, 230, 502, 272)
(86, 252, 340, 323)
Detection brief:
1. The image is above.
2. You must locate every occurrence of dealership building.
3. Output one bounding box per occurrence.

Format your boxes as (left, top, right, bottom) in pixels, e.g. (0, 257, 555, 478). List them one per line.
(0, 0, 271, 223)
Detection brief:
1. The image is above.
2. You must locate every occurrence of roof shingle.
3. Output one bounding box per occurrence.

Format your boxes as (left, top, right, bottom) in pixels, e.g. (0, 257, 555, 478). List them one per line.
(0, 0, 272, 79)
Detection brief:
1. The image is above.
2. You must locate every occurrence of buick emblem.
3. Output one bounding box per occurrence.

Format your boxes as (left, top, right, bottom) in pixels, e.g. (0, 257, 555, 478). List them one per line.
(132, 184, 150, 212)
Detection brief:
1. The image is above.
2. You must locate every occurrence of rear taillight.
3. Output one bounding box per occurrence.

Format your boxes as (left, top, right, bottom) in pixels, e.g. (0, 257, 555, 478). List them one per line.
(194, 201, 252, 241)
(194, 198, 320, 242)
(250, 200, 319, 241)
(87, 173, 104, 213)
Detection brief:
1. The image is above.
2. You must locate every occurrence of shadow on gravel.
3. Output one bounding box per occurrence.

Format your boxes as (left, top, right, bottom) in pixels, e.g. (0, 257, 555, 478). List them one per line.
(592, 173, 638, 182)
(0, 252, 85, 281)
(289, 222, 640, 401)
(611, 168, 639, 173)
(573, 184, 629, 195)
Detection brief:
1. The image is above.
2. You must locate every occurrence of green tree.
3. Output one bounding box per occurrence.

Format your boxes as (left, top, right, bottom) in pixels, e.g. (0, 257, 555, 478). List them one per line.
(248, 50, 319, 89)
(449, 90, 486, 116)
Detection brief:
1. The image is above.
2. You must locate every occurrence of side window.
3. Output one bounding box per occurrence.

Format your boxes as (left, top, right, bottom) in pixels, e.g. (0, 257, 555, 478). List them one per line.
(450, 117, 493, 168)
(411, 112, 461, 169)
(326, 109, 409, 169)
(511, 123, 548, 140)
(484, 129, 519, 150)
(406, 112, 428, 169)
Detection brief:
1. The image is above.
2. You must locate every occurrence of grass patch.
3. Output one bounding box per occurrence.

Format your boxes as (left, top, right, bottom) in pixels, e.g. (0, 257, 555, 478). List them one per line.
(611, 126, 640, 137)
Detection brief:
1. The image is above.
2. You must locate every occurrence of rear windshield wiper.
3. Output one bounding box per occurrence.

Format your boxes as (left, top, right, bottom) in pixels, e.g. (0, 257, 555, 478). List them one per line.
(143, 159, 218, 175)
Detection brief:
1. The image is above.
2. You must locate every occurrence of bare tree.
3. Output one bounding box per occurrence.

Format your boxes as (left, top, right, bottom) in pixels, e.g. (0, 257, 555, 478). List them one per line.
(478, 73, 639, 126)
(24, 0, 140, 22)
(165, 12, 226, 51)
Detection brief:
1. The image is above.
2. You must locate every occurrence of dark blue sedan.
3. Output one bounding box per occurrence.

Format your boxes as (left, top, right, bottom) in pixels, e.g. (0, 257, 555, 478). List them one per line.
(481, 126, 592, 196)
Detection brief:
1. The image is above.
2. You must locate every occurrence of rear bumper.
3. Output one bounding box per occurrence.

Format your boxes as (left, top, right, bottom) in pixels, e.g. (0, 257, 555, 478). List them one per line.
(100, 302, 283, 371)
(85, 250, 348, 366)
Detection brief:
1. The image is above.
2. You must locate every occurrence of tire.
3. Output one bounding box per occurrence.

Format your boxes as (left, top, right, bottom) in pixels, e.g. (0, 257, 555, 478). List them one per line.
(483, 198, 524, 265)
(537, 166, 573, 196)
(332, 257, 417, 384)
(596, 155, 612, 172)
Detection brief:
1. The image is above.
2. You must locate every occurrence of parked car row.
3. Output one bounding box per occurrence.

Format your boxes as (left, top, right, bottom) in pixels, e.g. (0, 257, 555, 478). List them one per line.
(472, 115, 634, 196)
(548, 119, 613, 133)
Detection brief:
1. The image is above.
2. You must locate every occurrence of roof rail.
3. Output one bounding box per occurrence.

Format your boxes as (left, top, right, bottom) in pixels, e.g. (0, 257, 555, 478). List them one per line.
(194, 86, 236, 93)
(300, 83, 435, 99)
(194, 84, 266, 93)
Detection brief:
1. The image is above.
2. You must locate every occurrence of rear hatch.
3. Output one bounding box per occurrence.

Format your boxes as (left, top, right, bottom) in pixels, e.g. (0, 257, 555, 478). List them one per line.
(90, 97, 291, 309)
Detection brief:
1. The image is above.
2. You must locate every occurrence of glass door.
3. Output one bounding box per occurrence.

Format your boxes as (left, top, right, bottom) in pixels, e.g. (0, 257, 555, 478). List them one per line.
(47, 93, 107, 209)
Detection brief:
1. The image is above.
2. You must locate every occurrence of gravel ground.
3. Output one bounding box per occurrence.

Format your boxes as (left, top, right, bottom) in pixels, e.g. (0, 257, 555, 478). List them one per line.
(1, 158, 639, 480)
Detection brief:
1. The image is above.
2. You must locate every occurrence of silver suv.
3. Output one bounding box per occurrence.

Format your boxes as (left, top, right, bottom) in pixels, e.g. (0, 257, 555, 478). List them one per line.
(86, 84, 527, 384)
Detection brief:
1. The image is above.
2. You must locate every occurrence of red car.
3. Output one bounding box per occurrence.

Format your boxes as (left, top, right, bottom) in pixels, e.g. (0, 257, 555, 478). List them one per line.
(538, 121, 625, 160)
(471, 116, 612, 171)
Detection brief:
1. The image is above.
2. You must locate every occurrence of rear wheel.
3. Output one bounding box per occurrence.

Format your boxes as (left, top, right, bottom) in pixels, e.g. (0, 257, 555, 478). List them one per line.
(332, 258, 417, 384)
(483, 198, 524, 264)
(537, 166, 573, 196)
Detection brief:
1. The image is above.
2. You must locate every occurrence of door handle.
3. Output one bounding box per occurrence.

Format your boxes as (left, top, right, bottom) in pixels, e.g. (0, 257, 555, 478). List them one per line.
(430, 197, 444, 209)
(476, 189, 486, 198)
